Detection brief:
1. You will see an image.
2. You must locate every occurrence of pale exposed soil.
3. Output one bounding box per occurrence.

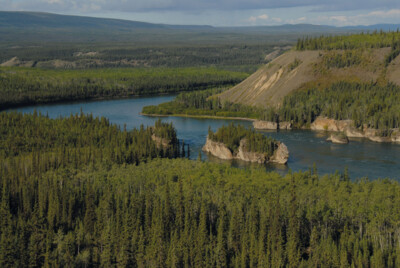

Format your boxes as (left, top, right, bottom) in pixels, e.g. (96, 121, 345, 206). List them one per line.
(219, 47, 399, 108)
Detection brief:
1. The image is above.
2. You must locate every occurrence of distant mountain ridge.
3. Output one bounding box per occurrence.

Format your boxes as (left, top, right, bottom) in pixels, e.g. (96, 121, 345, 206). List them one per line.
(0, 11, 215, 30)
(0, 11, 399, 43)
(1, 11, 399, 32)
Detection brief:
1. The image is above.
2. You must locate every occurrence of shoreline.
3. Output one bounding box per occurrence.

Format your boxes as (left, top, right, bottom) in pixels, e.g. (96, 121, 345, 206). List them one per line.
(1, 93, 178, 112)
(140, 112, 257, 122)
(142, 113, 400, 144)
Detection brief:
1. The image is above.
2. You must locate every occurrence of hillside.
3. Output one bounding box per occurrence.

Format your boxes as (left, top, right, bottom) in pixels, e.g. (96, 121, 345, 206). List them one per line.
(0, 11, 399, 44)
(219, 32, 400, 108)
(219, 50, 320, 107)
(0, 11, 167, 29)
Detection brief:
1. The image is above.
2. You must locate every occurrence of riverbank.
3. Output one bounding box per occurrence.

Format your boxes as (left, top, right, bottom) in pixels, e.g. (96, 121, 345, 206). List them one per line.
(140, 112, 257, 122)
(142, 112, 400, 144)
(10, 95, 400, 179)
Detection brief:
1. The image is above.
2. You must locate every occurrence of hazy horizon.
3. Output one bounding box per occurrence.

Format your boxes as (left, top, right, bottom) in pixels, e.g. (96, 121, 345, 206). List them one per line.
(1, 0, 400, 27)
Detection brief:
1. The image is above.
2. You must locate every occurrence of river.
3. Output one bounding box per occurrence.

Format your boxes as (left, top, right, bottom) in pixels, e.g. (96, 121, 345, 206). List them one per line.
(8, 95, 400, 180)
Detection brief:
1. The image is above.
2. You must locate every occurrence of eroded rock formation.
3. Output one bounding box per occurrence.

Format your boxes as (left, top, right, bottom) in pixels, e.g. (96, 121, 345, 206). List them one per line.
(202, 136, 289, 164)
(311, 116, 400, 143)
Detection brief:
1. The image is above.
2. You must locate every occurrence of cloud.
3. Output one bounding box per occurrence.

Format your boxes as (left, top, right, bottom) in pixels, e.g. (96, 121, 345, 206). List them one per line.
(46, 0, 63, 4)
(2, 0, 400, 13)
(329, 16, 347, 23)
(368, 9, 400, 17)
(300, 8, 400, 26)
(248, 13, 269, 22)
(258, 14, 269, 20)
(330, 9, 400, 26)
(286, 16, 308, 24)
(271, 17, 282, 23)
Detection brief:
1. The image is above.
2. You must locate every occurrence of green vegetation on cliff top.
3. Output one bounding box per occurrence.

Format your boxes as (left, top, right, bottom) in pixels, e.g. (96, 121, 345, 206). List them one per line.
(208, 123, 278, 155)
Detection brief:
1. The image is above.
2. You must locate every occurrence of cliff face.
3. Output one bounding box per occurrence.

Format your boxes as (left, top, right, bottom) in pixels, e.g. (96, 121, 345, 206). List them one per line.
(327, 133, 349, 144)
(202, 138, 233, 160)
(202, 137, 289, 164)
(279, 122, 292, 130)
(270, 143, 289, 164)
(253, 120, 291, 130)
(253, 120, 278, 130)
(151, 134, 171, 148)
(236, 139, 268, 163)
(311, 116, 400, 143)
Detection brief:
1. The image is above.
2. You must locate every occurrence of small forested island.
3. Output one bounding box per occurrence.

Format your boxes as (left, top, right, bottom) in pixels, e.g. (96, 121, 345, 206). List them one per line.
(203, 124, 289, 164)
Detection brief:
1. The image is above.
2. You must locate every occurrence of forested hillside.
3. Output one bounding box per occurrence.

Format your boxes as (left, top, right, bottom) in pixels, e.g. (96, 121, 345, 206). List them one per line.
(0, 44, 277, 72)
(296, 30, 400, 50)
(2, 153, 400, 267)
(0, 67, 247, 110)
(266, 81, 400, 130)
(142, 31, 400, 136)
(217, 31, 400, 110)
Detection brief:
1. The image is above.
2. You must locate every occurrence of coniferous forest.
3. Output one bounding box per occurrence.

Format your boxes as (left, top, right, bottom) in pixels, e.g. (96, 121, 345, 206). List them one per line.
(0, 67, 248, 110)
(2, 17, 400, 268)
(142, 88, 265, 119)
(1, 112, 400, 267)
(208, 124, 278, 155)
(143, 81, 400, 131)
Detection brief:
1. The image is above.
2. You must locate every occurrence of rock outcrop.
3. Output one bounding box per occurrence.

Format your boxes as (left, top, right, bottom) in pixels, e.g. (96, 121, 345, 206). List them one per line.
(253, 120, 291, 130)
(310, 117, 341, 131)
(151, 134, 171, 149)
(202, 138, 233, 160)
(279, 122, 292, 130)
(236, 139, 268, 163)
(311, 116, 400, 143)
(270, 143, 289, 164)
(327, 133, 349, 144)
(253, 120, 278, 130)
(202, 136, 289, 164)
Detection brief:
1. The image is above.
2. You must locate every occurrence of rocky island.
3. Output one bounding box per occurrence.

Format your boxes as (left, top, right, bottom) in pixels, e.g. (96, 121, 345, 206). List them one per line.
(253, 116, 400, 144)
(203, 124, 289, 164)
(326, 132, 349, 144)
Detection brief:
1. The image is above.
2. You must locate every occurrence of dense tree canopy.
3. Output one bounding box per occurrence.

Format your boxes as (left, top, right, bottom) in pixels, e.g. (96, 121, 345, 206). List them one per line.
(296, 30, 400, 50)
(0, 112, 182, 171)
(277, 81, 400, 130)
(2, 155, 400, 267)
(1, 112, 400, 267)
(208, 123, 278, 156)
(0, 67, 248, 110)
(142, 88, 265, 119)
(145, 81, 400, 132)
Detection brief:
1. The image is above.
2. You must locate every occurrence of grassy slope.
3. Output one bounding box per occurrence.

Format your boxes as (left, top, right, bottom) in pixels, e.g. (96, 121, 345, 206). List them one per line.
(219, 47, 400, 108)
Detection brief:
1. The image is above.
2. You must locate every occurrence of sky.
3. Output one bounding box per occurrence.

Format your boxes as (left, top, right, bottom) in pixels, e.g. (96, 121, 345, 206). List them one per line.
(1, 0, 400, 27)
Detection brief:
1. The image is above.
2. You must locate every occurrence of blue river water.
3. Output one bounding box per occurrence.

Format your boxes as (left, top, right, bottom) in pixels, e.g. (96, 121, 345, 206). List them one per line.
(8, 95, 400, 181)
